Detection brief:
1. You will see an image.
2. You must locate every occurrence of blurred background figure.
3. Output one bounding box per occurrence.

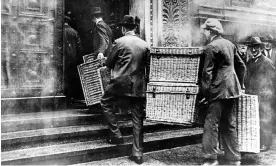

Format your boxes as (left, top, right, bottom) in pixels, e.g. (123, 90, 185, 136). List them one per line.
(261, 34, 276, 65)
(91, 7, 113, 59)
(245, 36, 275, 152)
(64, 14, 83, 102)
(134, 16, 140, 36)
(261, 34, 276, 133)
(236, 36, 252, 64)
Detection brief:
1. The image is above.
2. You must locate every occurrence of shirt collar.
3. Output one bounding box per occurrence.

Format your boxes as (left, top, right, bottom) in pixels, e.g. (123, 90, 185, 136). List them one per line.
(211, 35, 218, 42)
(96, 18, 103, 24)
(253, 53, 262, 62)
(124, 31, 136, 36)
(265, 49, 272, 56)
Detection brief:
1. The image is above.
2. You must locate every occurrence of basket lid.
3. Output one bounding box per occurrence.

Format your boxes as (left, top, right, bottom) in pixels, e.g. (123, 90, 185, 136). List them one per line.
(150, 47, 203, 55)
(147, 82, 199, 94)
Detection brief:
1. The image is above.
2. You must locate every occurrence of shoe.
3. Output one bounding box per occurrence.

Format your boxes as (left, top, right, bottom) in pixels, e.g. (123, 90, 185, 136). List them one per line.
(128, 155, 143, 164)
(202, 159, 219, 166)
(106, 137, 124, 144)
(260, 145, 270, 152)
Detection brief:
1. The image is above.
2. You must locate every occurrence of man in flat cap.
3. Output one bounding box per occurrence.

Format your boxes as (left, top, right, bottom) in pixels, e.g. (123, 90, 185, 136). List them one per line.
(91, 7, 113, 59)
(100, 15, 150, 165)
(200, 18, 246, 166)
(245, 36, 275, 152)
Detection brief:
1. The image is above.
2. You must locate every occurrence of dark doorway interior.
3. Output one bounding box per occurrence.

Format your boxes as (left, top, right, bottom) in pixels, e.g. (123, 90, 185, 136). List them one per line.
(64, 0, 129, 103)
(65, 0, 129, 55)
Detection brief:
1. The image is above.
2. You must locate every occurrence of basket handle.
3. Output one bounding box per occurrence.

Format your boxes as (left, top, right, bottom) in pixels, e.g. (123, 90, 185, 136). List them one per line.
(186, 88, 191, 99)
(152, 87, 156, 98)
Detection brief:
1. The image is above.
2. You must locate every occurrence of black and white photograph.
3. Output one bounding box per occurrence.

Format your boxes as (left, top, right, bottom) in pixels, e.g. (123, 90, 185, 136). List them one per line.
(1, 0, 276, 165)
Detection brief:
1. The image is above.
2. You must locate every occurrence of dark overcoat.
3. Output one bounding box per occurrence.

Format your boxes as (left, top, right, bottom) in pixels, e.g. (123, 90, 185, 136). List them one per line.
(201, 36, 246, 102)
(64, 24, 83, 98)
(92, 20, 113, 57)
(105, 31, 150, 97)
(245, 54, 275, 96)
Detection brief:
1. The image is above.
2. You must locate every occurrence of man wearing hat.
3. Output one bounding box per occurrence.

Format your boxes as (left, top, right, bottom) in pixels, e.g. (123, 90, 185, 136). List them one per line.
(245, 36, 275, 152)
(261, 34, 276, 64)
(236, 36, 253, 64)
(91, 7, 113, 59)
(261, 34, 276, 132)
(100, 15, 150, 164)
(64, 14, 83, 101)
(200, 18, 246, 166)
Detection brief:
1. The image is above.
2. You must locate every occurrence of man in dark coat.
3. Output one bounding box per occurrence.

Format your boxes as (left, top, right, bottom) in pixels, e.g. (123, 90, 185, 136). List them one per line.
(261, 34, 276, 65)
(91, 7, 113, 59)
(245, 36, 275, 152)
(100, 15, 150, 165)
(261, 34, 276, 133)
(64, 15, 83, 100)
(200, 18, 246, 166)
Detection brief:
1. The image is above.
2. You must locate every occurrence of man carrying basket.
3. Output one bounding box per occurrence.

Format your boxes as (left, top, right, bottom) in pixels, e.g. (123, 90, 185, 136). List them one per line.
(200, 18, 246, 166)
(100, 15, 150, 165)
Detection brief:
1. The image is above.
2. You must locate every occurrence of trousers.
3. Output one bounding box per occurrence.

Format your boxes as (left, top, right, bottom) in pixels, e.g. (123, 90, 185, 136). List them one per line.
(100, 92, 146, 157)
(202, 99, 241, 161)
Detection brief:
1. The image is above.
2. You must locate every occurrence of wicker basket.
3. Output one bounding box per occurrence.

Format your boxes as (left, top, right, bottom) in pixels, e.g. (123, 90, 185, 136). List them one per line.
(78, 59, 111, 106)
(146, 82, 199, 125)
(83, 53, 96, 63)
(236, 94, 260, 153)
(149, 47, 202, 83)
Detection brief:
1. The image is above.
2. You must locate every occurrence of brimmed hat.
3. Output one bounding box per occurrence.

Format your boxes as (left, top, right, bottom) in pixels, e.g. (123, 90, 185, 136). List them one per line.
(237, 36, 252, 45)
(248, 36, 264, 46)
(261, 34, 274, 43)
(201, 18, 224, 34)
(91, 7, 104, 15)
(118, 15, 138, 26)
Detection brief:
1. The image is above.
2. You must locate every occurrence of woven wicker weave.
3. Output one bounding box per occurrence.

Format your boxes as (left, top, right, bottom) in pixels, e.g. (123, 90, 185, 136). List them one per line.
(146, 82, 199, 125)
(236, 94, 260, 153)
(78, 59, 111, 106)
(149, 47, 202, 83)
(83, 53, 96, 63)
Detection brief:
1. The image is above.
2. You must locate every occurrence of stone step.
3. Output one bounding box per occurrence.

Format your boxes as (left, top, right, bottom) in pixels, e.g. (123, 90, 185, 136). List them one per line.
(1, 128, 203, 165)
(1, 109, 130, 133)
(2, 120, 189, 152)
(71, 144, 203, 166)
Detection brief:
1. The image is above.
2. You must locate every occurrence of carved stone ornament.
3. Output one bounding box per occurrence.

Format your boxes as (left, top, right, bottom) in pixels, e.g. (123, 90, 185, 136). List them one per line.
(162, 0, 190, 47)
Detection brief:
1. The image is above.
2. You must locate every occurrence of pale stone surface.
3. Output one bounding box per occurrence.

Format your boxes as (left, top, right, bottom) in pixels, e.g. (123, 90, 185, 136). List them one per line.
(73, 138, 276, 166)
(1, 128, 203, 162)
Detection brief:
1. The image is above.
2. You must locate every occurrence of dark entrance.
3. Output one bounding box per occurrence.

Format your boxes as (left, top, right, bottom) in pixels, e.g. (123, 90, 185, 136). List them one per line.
(65, 0, 129, 55)
(64, 0, 129, 103)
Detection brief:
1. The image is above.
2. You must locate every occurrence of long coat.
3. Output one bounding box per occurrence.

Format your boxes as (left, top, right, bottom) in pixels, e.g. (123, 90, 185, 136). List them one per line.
(105, 31, 150, 97)
(92, 20, 113, 57)
(64, 23, 83, 98)
(245, 54, 275, 96)
(201, 36, 246, 102)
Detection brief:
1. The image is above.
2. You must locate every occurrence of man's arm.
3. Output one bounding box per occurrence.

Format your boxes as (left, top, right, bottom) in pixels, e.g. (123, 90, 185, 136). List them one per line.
(95, 23, 109, 57)
(106, 41, 119, 69)
(144, 48, 151, 83)
(201, 45, 215, 97)
(234, 46, 246, 89)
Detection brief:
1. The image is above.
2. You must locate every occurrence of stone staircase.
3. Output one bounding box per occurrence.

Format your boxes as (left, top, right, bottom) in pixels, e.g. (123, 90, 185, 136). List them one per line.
(1, 104, 203, 165)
